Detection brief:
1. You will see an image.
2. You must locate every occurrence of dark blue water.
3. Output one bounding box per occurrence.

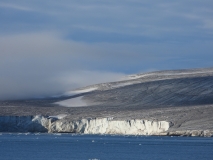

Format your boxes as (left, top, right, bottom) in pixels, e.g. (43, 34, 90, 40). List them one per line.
(0, 133, 213, 160)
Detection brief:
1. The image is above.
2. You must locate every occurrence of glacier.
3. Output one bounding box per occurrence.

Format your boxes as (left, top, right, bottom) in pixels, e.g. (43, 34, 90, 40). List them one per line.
(0, 115, 212, 137)
(0, 115, 171, 135)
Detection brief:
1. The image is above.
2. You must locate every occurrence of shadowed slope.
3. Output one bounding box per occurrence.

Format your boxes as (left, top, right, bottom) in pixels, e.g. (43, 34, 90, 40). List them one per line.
(83, 76, 213, 108)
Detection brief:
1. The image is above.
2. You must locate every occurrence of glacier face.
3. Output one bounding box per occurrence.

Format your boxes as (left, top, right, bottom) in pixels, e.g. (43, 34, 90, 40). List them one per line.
(0, 115, 49, 132)
(0, 116, 212, 137)
(0, 115, 171, 135)
(50, 118, 171, 135)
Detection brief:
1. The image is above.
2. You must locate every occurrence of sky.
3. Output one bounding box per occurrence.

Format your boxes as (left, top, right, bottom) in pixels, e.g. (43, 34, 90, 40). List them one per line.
(0, 0, 213, 100)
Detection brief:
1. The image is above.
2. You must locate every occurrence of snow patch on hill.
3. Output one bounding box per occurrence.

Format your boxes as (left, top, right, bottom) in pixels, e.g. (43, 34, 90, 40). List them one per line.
(55, 96, 88, 107)
(64, 87, 98, 96)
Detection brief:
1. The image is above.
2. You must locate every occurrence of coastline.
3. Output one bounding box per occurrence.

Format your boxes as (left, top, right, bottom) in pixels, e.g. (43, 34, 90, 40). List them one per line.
(0, 115, 212, 137)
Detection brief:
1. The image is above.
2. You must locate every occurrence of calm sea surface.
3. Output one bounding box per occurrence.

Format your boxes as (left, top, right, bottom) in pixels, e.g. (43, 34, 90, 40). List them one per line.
(0, 133, 212, 160)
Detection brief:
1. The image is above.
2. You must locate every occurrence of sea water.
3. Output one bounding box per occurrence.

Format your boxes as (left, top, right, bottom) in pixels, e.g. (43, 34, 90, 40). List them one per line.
(0, 133, 212, 160)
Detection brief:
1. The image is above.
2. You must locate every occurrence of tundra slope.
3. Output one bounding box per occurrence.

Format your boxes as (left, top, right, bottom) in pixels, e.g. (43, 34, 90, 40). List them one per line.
(0, 68, 213, 136)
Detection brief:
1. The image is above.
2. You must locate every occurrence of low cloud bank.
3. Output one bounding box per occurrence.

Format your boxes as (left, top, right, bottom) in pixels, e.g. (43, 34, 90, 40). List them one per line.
(0, 32, 212, 100)
(0, 33, 125, 100)
(0, 69, 124, 100)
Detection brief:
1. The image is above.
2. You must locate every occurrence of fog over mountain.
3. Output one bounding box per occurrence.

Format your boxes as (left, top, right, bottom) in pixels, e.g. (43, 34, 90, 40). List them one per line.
(0, 1, 213, 100)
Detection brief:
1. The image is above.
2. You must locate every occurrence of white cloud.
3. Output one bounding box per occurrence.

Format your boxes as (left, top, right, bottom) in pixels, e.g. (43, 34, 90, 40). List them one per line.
(0, 3, 33, 11)
(0, 32, 126, 100)
(0, 69, 125, 100)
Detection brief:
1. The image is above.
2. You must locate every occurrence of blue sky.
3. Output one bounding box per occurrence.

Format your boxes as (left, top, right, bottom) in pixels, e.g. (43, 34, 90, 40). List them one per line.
(0, 0, 213, 99)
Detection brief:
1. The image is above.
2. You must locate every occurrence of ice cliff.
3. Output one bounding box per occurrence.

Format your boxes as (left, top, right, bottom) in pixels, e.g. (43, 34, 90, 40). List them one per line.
(0, 115, 212, 136)
(0, 115, 49, 132)
(50, 118, 171, 135)
(0, 115, 171, 135)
